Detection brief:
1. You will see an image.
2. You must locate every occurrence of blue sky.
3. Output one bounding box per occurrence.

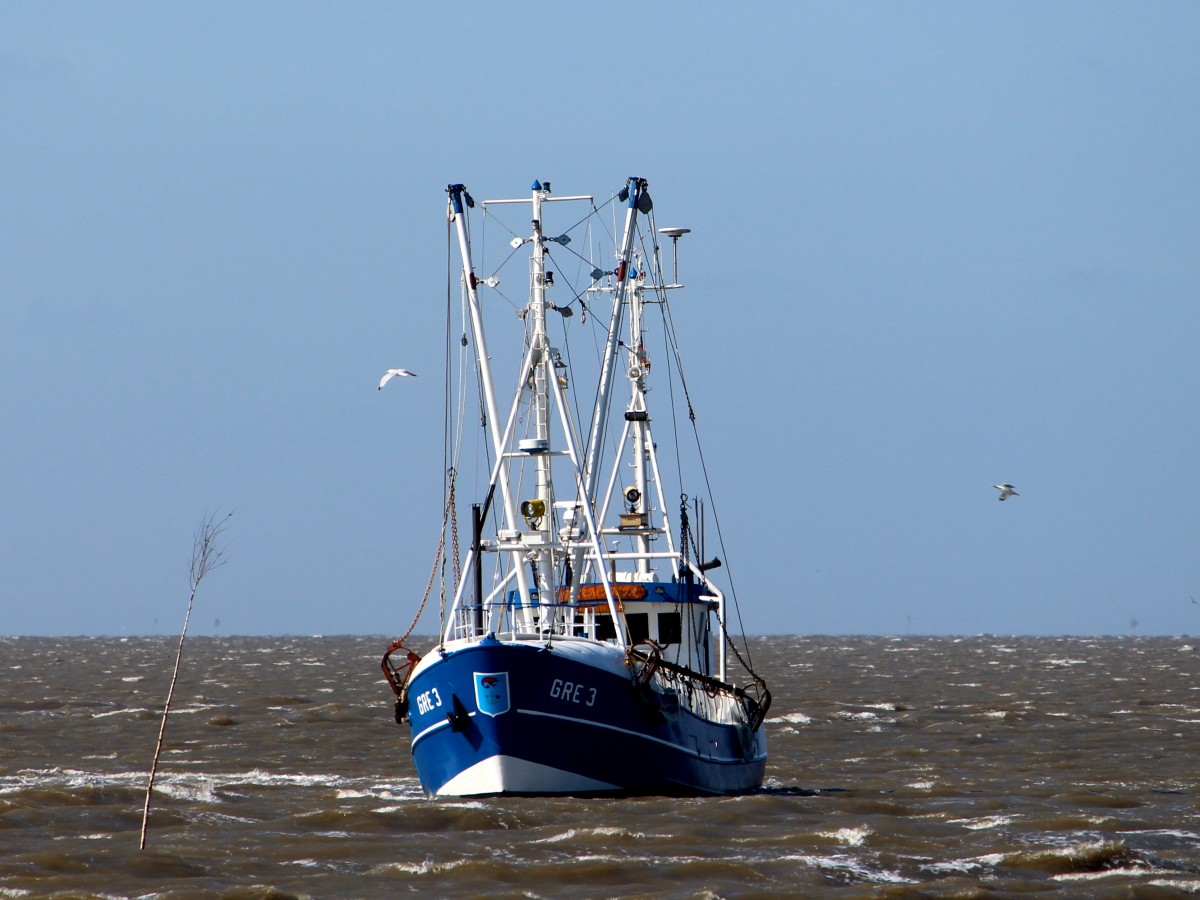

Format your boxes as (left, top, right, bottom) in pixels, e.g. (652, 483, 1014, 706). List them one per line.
(3, 3, 1198, 636)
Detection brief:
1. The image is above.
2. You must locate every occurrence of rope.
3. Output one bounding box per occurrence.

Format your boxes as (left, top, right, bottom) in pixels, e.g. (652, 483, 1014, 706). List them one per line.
(397, 474, 457, 647)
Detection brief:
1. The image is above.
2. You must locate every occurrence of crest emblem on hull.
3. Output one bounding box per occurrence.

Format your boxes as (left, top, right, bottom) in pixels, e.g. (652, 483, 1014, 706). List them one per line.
(473, 671, 511, 717)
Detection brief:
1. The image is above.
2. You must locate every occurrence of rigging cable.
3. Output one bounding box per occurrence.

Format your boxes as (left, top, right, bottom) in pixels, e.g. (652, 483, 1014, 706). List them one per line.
(658, 278, 758, 678)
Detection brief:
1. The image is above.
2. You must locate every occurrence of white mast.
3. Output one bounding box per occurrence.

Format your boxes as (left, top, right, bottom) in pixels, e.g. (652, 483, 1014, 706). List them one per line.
(571, 177, 650, 592)
(447, 181, 630, 641)
(445, 184, 532, 631)
(625, 277, 653, 577)
(581, 178, 648, 503)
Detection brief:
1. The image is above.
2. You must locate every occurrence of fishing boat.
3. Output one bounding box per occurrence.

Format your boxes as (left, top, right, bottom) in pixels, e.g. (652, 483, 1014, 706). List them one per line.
(382, 178, 770, 796)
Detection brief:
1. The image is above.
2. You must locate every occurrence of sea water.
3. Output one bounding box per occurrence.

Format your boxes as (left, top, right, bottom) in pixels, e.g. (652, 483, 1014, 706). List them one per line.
(2, 634, 1198, 897)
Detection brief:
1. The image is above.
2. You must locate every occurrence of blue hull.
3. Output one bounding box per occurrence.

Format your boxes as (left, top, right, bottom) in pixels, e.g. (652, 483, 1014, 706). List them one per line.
(404, 637, 767, 796)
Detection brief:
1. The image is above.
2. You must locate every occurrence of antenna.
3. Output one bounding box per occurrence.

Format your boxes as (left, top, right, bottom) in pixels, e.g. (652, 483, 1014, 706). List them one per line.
(658, 227, 691, 284)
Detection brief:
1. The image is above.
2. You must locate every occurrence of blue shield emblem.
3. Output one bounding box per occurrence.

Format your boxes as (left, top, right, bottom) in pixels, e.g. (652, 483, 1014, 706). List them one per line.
(473, 671, 511, 717)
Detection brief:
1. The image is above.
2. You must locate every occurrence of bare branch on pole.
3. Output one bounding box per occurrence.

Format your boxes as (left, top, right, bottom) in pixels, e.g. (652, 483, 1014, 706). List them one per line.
(139, 509, 232, 850)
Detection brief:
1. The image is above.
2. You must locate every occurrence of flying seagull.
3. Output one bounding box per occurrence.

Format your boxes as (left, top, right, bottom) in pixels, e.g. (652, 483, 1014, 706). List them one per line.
(378, 368, 417, 389)
(993, 483, 1019, 501)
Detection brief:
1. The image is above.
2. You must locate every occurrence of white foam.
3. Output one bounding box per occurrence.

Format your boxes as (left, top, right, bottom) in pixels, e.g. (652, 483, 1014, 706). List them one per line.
(921, 859, 984, 875)
(951, 815, 1013, 831)
(535, 826, 638, 844)
(769, 712, 813, 724)
(153, 779, 221, 803)
(92, 708, 150, 718)
(1116, 828, 1200, 841)
(1054, 868, 1161, 883)
(372, 857, 471, 876)
(782, 852, 915, 884)
(818, 826, 871, 846)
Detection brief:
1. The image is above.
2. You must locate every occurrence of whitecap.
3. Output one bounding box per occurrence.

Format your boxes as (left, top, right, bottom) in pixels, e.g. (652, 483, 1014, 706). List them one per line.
(153, 779, 221, 803)
(781, 852, 915, 884)
(769, 712, 813, 725)
(818, 826, 871, 846)
(951, 815, 1013, 830)
(167, 704, 221, 715)
(535, 826, 636, 844)
(336, 787, 411, 802)
(1054, 868, 1161, 883)
(921, 859, 985, 875)
(1116, 828, 1200, 841)
(92, 708, 150, 718)
(371, 857, 470, 875)
(434, 799, 488, 810)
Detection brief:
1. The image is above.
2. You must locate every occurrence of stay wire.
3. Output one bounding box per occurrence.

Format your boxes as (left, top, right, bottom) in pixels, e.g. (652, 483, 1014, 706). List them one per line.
(659, 283, 758, 678)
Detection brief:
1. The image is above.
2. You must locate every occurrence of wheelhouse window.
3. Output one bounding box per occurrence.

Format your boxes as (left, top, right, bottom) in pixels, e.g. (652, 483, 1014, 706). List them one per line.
(626, 612, 650, 644)
(657, 612, 682, 645)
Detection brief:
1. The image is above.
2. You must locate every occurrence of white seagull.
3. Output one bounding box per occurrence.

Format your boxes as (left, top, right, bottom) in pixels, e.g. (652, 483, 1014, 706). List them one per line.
(993, 483, 1019, 501)
(378, 368, 417, 389)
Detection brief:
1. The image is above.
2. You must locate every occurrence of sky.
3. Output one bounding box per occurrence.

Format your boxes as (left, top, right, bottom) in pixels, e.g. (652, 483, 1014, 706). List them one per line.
(3, 3, 1198, 637)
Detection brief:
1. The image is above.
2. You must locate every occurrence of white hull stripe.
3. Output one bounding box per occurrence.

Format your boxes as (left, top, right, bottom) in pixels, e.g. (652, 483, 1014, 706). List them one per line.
(436, 755, 619, 796)
(412, 706, 765, 766)
(518, 707, 765, 764)
(411, 713, 465, 747)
